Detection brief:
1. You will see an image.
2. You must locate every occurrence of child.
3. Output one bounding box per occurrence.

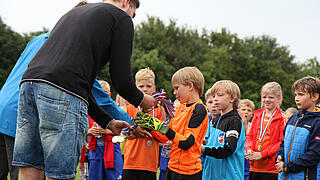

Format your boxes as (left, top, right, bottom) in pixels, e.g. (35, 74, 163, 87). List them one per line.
(133, 66, 209, 179)
(284, 107, 298, 122)
(205, 87, 220, 119)
(201, 87, 220, 166)
(245, 82, 285, 180)
(238, 99, 255, 134)
(200, 80, 245, 180)
(87, 80, 125, 180)
(276, 76, 320, 180)
(122, 68, 167, 180)
(238, 99, 255, 180)
(158, 99, 180, 180)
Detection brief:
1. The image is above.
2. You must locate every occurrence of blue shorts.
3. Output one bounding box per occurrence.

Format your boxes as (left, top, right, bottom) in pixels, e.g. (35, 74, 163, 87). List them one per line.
(12, 81, 89, 179)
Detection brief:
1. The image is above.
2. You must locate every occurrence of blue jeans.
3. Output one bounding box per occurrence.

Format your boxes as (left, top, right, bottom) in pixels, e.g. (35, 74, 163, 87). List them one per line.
(12, 81, 89, 179)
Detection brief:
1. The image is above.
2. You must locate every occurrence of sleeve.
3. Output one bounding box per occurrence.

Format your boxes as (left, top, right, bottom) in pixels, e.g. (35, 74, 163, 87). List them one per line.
(285, 119, 320, 173)
(151, 106, 169, 143)
(276, 128, 286, 161)
(245, 114, 258, 151)
(165, 104, 208, 150)
(109, 16, 144, 107)
(88, 93, 113, 129)
(91, 79, 132, 124)
(261, 116, 285, 158)
(204, 115, 243, 159)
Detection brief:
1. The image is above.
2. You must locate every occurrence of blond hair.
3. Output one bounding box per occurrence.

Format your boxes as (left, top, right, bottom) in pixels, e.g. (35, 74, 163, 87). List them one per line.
(261, 82, 283, 100)
(205, 87, 213, 101)
(135, 67, 155, 84)
(210, 80, 241, 109)
(171, 67, 205, 96)
(99, 80, 111, 93)
(292, 76, 320, 104)
(238, 99, 255, 111)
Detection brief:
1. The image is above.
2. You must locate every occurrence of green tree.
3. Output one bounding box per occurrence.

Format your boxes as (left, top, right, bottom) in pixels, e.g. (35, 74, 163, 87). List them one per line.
(0, 17, 25, 88)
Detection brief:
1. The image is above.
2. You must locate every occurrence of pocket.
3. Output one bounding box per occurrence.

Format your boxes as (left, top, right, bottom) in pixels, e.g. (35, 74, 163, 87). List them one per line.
(37, 94, 69, 132)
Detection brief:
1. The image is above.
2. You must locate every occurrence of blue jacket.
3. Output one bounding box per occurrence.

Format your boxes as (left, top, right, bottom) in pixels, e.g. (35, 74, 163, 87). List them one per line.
(0, 32, 131, 137)
(277, 110, 320, 180)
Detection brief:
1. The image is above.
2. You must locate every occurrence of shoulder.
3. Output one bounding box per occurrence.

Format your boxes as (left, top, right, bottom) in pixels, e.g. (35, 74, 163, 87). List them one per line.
(193, 103, 207, 114)
(188, 103, 208, 128)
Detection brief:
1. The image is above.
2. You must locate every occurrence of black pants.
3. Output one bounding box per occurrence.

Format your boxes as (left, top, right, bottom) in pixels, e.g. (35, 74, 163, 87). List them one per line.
(165, 168, 202, 180)
(0, 133, 18, 180)
(249, 171, 278, 180)
(122, 169, 156, 180)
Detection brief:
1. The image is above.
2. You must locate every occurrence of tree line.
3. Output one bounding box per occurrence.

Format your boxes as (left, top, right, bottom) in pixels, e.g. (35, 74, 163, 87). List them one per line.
(1, 16, 319, 110)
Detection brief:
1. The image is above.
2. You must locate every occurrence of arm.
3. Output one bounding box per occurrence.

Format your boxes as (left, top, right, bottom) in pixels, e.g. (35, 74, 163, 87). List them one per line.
(108, 16, 144, 107)
(261, 118, 285, 158)
(165, 104, 208, 150)
(284, 120, 320, 173)
(91, 79, 132, 124)
(204, 115, 243, 159)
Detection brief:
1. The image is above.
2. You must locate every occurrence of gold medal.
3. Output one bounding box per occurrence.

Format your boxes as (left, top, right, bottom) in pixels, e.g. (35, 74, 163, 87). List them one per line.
(258, 145, 262, 151)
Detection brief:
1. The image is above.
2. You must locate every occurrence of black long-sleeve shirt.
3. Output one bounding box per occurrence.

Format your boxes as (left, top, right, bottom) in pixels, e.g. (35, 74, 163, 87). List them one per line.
(21, 3, 143, 128)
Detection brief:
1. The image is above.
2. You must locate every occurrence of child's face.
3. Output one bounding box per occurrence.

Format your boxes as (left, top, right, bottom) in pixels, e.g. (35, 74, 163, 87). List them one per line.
(136, 79, 156, 96)
(172, 83, 191, 104)
(284, 111, 295, 120)
(261, 93, 279, 111)
(213, 89, 234, 114)
(238, 105, 253, 123)
(294, 90, 318, 112)
(206, 96, 219, 116)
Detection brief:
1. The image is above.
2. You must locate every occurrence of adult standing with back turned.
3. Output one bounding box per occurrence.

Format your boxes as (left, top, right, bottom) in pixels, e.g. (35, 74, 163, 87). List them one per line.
(12, 0, 156, 179)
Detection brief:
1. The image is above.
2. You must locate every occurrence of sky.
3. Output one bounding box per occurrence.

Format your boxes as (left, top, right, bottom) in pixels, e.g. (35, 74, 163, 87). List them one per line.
(1, 0, 319, 63)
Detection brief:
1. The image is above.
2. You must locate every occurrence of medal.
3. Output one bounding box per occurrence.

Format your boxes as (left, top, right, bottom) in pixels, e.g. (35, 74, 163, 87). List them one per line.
(147, 140, 152, 146)
(112, 135, 125, 143)
(112, 136, 118, 143)
(258, 110, 276, 144)
(258, 145, 262, 151)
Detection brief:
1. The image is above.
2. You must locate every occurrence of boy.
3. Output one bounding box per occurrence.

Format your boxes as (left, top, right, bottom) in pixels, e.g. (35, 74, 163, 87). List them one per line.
(205, 88, 220, 119)
(276, 76, 320, 180)
(134, 66, 209, 179)
(238, 99, 255, 180)
(123, 68, 167, 180)
(238, 99, 255, 134)
(200, 80, 245, 180)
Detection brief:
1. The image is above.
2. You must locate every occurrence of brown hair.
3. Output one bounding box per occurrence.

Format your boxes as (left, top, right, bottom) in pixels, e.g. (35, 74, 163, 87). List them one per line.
(110, 0, 140, 8)
(292, 76, 320, 104)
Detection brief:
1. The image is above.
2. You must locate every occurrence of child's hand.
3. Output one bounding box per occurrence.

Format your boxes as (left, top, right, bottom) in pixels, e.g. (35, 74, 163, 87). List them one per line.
(276, 156, 284, 172)
(163, 141, 171, 148)
(200, 144, 205, 153)
(245, 151, 262, 160)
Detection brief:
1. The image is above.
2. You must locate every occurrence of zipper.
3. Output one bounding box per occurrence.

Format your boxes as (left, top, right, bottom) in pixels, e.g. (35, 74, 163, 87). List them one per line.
(286, 114, 304, 180)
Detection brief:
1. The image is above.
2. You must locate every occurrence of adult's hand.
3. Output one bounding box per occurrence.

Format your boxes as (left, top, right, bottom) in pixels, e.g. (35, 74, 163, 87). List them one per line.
(133, 126, 153, 138)
(107, 120, 131, 136)
(140, 94, 157, 111)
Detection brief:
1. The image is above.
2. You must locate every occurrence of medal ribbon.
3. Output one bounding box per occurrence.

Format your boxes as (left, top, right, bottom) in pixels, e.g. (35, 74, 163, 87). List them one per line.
(259, 110, 276, 143)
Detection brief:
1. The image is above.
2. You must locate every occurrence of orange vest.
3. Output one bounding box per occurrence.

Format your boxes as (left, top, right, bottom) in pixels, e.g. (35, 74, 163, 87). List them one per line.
(168, 99, 209, 175)
(124, 105, 167, 172)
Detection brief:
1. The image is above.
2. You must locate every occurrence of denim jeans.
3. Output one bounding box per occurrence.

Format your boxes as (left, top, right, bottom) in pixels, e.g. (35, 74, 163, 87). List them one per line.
(12, 81, 89, 179)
